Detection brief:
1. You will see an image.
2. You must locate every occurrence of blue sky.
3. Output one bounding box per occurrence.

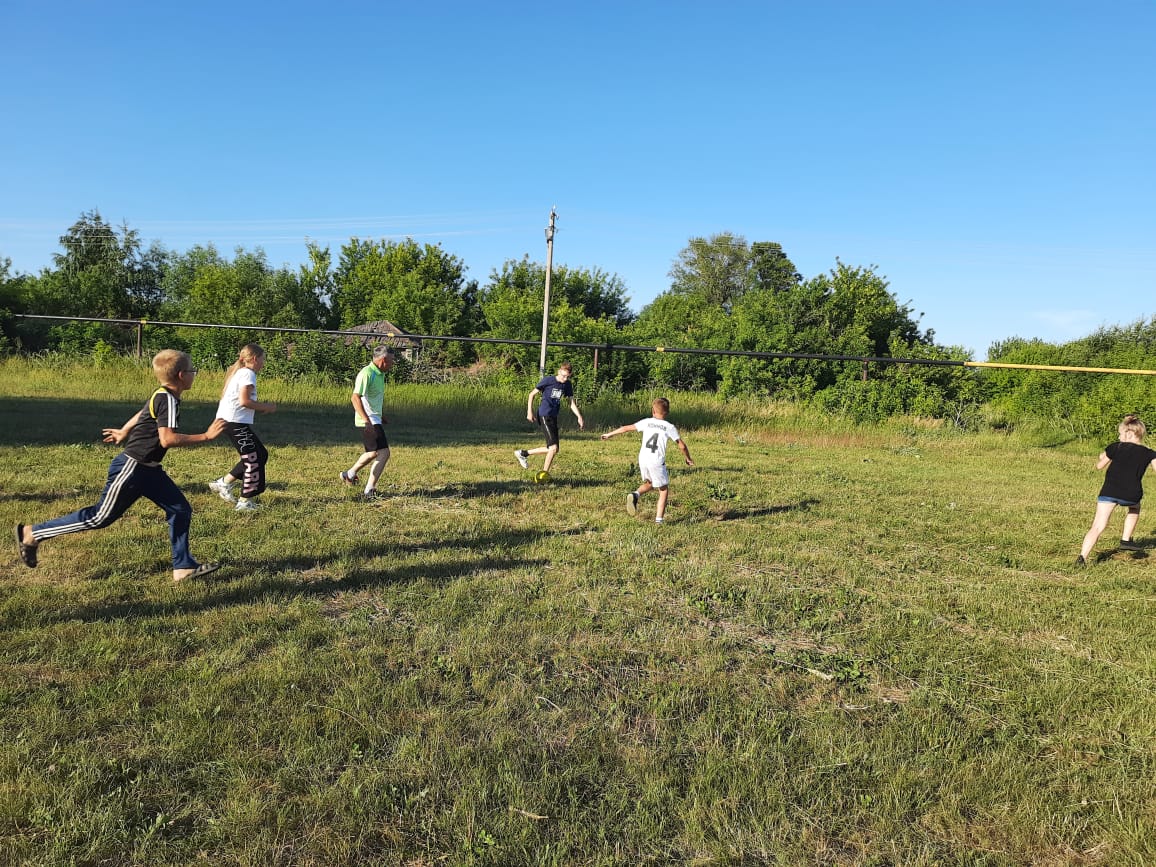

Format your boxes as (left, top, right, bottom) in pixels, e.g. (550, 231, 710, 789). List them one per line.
(2, 0, 1153, 358)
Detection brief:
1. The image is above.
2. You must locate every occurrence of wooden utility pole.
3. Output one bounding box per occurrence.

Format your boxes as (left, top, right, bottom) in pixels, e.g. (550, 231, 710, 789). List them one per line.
(538, 207, 557, 377)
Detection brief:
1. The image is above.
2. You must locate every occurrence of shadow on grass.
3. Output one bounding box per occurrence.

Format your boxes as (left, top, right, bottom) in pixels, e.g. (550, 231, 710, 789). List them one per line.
(1093, 547, 1149, 564)
(329, 477, 609, 499)
(402, 480, 550, 498)
(12, 526, 553, 626)
(0, 397, 598, 449)
(710, 498, 820, 521)
(0, 490, 67, 504)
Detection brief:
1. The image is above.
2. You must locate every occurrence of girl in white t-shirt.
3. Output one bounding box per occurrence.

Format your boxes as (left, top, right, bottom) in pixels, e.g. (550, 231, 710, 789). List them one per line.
(209, 344, 277, 511)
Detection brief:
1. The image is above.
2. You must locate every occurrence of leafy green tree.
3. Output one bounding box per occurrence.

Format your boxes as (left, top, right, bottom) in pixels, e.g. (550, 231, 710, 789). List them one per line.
(750, 241, 802, 293)
(161, 246, 328, 367)
(628, 291, 732, 390)
(298, 242, 338, 328)
(632, 233, 795, 391)
(812, 339, 981, 424)
(0, 256, 31, 353)
(331, 238, 478, 365)
(477, 257, 628, 378)
(668, 232, 754, 310)
(37, 210, 168, 320)
(720, 260, 935, 399)
(720, 277, 840, 398)
(985, 321, 1156, 438)
(821, 260, 927, 358)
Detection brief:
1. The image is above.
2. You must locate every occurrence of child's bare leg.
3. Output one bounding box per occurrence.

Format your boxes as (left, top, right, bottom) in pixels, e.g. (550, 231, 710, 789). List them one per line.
(1122, 506, 1141, 541)
(655, 485, 670, 521)
(636, 481, 653, 497)
(542, 444, 559, 473)
(1080, 501, 1117, 559)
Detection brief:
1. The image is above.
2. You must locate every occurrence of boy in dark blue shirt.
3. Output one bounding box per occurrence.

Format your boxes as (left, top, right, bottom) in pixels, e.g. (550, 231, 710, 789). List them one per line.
(514, 362, 585, 476)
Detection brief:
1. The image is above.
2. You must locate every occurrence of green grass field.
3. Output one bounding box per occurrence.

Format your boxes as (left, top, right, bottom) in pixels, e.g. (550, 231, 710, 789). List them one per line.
(1, 357, 1154, 866)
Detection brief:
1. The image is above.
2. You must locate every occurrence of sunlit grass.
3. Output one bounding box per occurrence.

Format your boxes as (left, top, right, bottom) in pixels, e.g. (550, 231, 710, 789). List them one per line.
(1, 357, 1154, 865)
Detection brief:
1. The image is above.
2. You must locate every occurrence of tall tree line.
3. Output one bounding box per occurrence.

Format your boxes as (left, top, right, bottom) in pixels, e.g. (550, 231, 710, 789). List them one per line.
(15, 210, 1146, 431)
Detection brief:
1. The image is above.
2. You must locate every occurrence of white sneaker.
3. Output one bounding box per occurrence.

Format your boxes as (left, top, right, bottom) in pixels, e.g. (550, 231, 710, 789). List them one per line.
(626, 492, 639, 516)
(339, 470, 357, 487)
(514, 450, 529, 469)
(235, 498, 261, 512)
(209, 479, 236, 503)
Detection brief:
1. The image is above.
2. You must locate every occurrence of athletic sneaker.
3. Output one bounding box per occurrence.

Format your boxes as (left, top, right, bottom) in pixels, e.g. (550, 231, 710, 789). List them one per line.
(625, 491, 638, 516)
(362, 490, 382, 502)
(514, 449, 529, 469)
(209, 478, 237, 504)
(1120, 539, 1143, 551)
(234, 498, 261, 512)
(655, 517, 664, 524)
(339, 471, 357, 487)
(1074, 555, 1087, 567)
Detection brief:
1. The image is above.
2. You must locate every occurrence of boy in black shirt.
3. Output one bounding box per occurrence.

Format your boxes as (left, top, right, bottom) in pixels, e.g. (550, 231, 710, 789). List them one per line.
(16, 350, 227, 582)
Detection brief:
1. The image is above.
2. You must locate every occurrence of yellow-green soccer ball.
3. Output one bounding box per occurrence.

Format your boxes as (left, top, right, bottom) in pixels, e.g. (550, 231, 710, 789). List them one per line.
(534, 470, 551, 484)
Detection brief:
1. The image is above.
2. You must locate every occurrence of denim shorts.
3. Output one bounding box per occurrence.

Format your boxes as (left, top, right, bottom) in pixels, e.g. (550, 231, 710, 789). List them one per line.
(1098, 496, 1139, 507)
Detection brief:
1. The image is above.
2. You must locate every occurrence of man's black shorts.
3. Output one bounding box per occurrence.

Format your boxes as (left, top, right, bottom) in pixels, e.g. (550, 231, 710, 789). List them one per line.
(360, 423, 389, 452)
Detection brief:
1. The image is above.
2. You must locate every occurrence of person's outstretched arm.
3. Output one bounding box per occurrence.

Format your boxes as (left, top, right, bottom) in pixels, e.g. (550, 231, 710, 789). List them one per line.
(159, 417, 227, 448)
(677, 438, 694, 466)
(601, 423, 636, 440)
(102, 412, 142, 444)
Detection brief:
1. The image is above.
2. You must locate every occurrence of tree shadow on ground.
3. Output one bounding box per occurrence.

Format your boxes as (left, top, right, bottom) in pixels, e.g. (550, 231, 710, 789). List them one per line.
(11, 525, 554, 626)
(392, 479, 573, 499)
(1093, 546, 1148, 565)
(709, 498, 820, 521)
(0, 397, 602, 449)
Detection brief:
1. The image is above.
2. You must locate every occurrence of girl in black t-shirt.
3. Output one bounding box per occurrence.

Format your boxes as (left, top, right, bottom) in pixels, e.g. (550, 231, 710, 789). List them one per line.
(1077, 414, 1156, 565)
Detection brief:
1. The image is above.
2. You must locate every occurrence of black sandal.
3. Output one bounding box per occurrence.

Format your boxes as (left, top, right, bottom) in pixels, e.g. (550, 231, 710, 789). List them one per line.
(15, 523, 37, 568)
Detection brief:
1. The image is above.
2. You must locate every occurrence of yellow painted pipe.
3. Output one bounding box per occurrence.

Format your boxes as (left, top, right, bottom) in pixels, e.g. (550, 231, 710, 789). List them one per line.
(964, 361, 1156, 375)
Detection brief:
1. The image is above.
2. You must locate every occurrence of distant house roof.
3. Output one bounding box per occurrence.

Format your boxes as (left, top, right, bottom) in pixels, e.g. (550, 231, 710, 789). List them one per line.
(343, 320, 419, 350)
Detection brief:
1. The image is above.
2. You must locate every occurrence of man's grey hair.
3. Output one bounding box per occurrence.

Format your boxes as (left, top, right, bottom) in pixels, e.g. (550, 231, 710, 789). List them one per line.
(372, 345, 395, 360)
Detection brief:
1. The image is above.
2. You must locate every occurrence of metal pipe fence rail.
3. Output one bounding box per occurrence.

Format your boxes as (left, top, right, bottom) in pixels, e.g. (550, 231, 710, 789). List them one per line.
(12, 314, 1156, 377)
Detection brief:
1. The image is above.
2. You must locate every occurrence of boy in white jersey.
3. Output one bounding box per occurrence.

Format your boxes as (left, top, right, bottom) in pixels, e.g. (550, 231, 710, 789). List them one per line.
(601, 397, 693, 524)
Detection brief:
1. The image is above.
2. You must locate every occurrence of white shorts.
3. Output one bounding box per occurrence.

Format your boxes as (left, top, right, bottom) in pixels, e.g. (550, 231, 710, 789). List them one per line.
(639, 462, 669, 488)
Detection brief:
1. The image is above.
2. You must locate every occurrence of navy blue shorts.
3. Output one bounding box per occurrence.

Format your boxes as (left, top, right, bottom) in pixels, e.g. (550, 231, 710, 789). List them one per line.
(1098, 496, 1140, 507)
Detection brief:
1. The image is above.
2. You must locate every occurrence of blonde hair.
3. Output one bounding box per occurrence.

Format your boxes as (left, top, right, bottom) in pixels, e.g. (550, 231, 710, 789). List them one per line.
(1119, 414, 1147, 440)
(152, 349, 192, 385)
(652, 397, 670, 417)
(221, 344, 265, 400)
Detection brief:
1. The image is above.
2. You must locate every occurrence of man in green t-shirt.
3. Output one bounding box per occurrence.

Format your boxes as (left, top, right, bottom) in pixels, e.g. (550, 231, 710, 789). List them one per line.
(339, 346, 395, 500)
